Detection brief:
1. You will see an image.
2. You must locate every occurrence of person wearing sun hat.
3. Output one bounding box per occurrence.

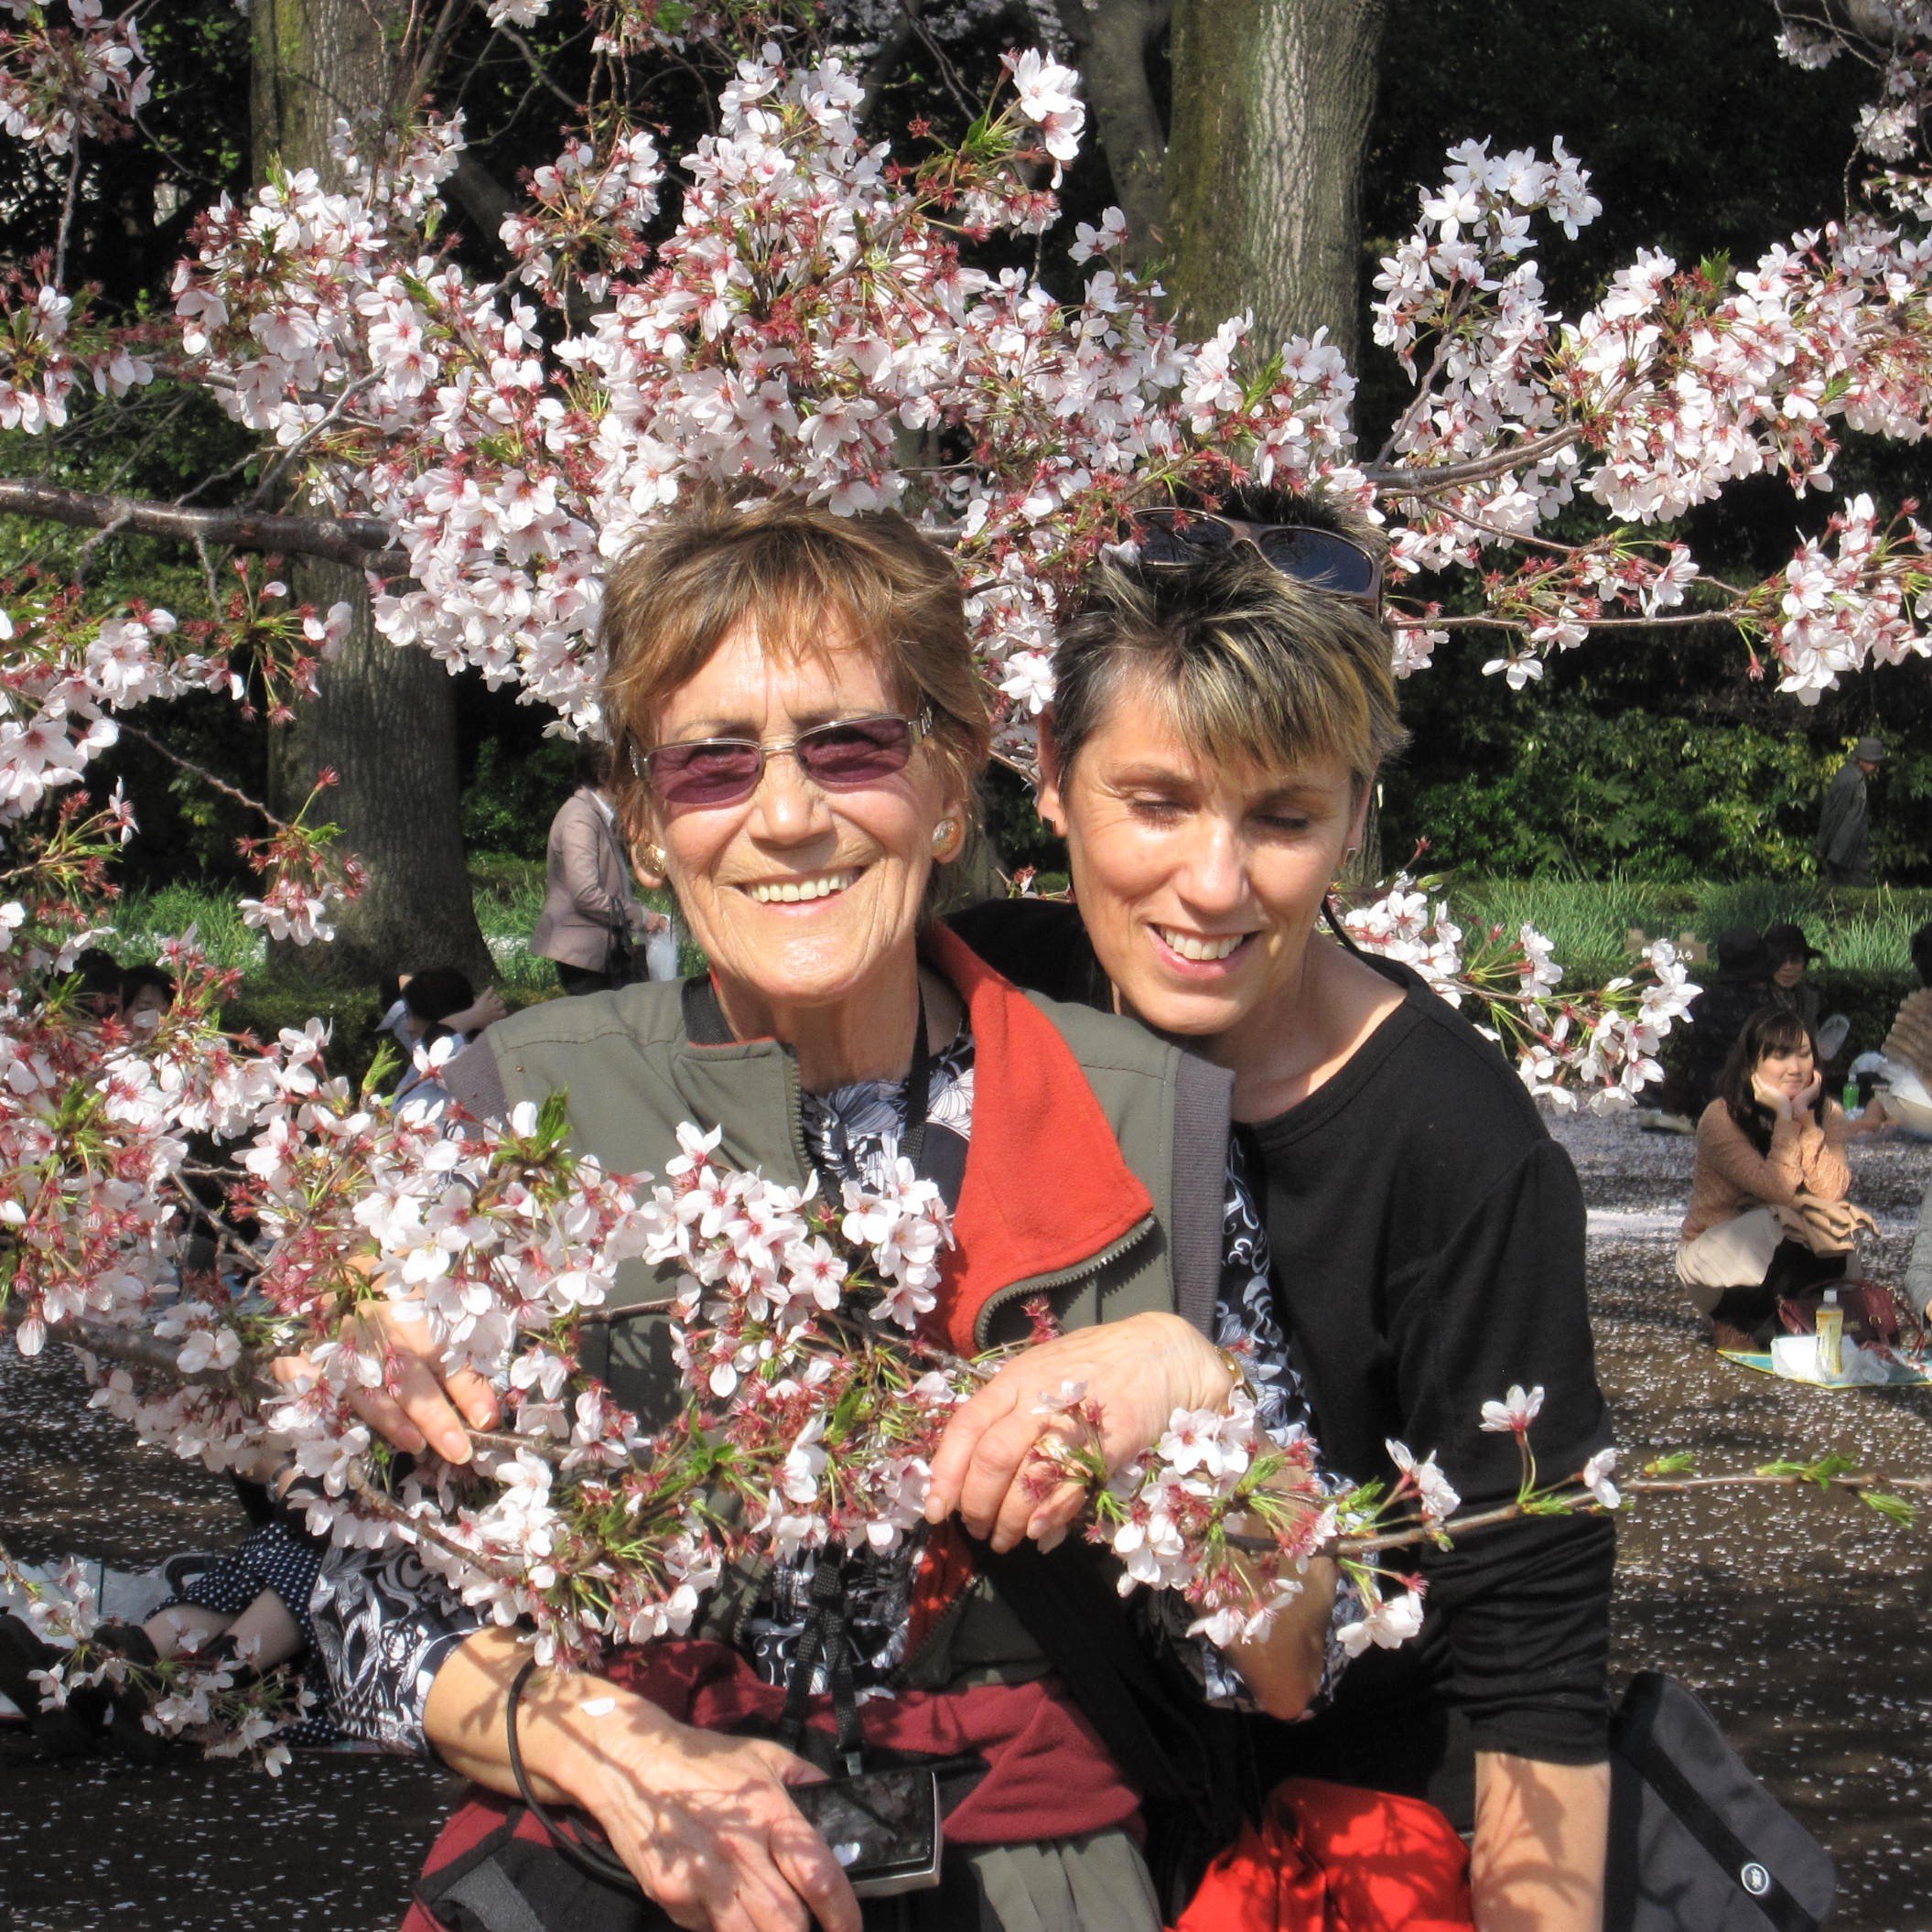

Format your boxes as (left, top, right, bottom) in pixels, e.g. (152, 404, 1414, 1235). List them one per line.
(1815, 735, 1884, 887)
(1764, 921, 1851, 1063)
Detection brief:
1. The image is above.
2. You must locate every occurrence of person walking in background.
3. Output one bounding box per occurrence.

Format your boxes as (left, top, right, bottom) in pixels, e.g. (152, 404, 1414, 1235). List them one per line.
(530, 744, 671, 993)
(1815, 735, 1883, 887)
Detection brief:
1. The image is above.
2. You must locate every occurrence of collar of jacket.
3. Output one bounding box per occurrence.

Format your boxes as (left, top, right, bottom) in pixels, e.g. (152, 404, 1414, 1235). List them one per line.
(466, 926, 1160, 1354)
(918, 923, 1155, 1353)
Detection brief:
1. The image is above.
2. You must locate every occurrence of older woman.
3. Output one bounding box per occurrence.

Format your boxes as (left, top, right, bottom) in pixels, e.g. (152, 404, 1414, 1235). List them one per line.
(323, 492, 1345, 1932)
(952, 495, 1615, 1932)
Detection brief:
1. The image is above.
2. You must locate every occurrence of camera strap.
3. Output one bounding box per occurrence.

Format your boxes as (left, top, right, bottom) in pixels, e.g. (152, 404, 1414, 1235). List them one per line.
(779, 1538, 867, 1775)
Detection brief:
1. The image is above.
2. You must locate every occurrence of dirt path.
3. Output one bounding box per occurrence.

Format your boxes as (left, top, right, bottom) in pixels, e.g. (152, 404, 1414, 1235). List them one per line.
(2, 1113, 1928, 1930)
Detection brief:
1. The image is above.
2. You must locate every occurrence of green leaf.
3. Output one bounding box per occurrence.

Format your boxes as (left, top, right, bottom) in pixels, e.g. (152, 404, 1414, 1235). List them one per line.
(1862, 1492, 1916, 1527)
(1644, 1452, 1696, 1476)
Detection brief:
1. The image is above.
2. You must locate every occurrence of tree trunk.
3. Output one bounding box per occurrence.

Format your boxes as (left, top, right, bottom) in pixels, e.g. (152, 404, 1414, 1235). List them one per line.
(1164, 0, 1386, 368)
(252, 0, 491, 988)
(1052, 0, 1171, 269)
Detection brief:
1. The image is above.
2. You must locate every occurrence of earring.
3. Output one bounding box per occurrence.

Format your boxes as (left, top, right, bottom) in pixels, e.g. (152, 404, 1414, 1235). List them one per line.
(642, 843, 667, 877)
(932, 817, 957, 856)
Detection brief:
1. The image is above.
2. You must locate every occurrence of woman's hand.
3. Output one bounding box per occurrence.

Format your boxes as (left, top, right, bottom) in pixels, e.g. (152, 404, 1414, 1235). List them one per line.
(923, 1311, 1235, 1553)
(568, 1713, 858, 1932)
(1794, 1071, 1824, 1120)
(274, 1298, 501, 1465)
(426, 1635, 858, 1932)
(1751, 1072, 1796, 1120)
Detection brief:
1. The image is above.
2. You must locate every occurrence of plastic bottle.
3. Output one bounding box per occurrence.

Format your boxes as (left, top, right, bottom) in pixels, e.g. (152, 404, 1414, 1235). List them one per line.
(1816, 1289, 1845, 1379)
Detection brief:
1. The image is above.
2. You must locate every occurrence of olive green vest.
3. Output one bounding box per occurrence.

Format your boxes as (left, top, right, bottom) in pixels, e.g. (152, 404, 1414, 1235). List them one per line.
(451, 976, 1230, 1425)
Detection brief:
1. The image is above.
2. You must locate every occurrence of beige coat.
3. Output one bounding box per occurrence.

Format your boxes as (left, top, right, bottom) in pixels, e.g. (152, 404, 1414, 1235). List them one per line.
(530, 786, 636, 972)
(1680, 1097, 1851, 1243)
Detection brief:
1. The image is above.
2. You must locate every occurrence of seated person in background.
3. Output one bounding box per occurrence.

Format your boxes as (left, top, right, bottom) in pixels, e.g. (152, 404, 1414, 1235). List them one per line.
(1877, 920, 1932, 1126)
(1670, 926, 1774, 1121)
(1764, 921, 1850, 1063)
(1677, 1006, 1862, 1352)
(118, 964, 175, 1027)
(0, 1472, 331, 1764)
(392, 966, 505, 1109)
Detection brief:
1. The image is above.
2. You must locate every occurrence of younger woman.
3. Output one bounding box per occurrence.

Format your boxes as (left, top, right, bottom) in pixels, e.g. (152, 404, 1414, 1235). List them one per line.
(1676, 1005, 1858, 1349)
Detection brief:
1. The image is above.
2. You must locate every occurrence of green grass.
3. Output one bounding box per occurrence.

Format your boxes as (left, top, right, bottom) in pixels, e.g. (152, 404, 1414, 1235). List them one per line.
(110, 884, 269, 973)
(107, 862, 695, 998)
(1455, 877, 1932, 979)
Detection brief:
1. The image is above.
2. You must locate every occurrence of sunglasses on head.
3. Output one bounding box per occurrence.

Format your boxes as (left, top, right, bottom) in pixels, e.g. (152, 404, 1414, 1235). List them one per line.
(630, 707, 934, 808)
(1128, 509, 1383, 609)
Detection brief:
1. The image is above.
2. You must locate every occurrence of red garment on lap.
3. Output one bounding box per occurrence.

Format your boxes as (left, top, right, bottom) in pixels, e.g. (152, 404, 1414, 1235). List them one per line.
(1172, 1779, 1473, 1932)
(401, 1639, 1140, 1932)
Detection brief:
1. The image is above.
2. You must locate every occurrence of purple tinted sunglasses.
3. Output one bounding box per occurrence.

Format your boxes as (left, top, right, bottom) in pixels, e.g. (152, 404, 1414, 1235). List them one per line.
(630, 707, 934, 808)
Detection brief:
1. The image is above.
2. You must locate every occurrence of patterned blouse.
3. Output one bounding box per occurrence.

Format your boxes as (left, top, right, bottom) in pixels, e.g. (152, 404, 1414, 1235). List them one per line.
(308, 1025, 1355, 1752)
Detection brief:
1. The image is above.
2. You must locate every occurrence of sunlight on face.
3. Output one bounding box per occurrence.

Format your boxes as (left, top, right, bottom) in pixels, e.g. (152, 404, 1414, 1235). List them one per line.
(644, 618, 963, 1027)
(1040, 676, 1362, 1040)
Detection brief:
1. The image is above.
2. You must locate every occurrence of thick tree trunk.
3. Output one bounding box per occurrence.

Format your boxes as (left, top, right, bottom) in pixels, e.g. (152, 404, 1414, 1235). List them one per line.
(1165, 0, 1386, 368)
(252, 0, 491, 988)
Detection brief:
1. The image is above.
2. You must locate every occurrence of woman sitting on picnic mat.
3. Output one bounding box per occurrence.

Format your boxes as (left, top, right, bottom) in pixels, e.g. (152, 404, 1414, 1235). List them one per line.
(294, 491, 1507, 1932)
(1676, 1005, 1876, 1352)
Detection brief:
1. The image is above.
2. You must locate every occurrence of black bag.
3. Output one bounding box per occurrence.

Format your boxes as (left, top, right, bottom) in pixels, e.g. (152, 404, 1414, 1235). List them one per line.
(1605, 1671, 1835, 1931)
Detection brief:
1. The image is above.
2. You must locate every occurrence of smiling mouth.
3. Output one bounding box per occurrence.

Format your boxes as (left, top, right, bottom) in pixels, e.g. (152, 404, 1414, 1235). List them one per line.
(1154, 925, 1248, 964)
(745, 869, 860, 905)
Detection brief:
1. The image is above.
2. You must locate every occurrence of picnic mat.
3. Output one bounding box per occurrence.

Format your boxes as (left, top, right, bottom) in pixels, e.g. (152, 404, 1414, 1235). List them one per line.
(1720, 1345, 1932, 1387)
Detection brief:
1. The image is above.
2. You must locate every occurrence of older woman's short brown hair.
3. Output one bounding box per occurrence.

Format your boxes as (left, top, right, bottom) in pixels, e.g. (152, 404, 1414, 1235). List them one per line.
(600, 489, 991, 832)
(1049, 498, 1409, 793)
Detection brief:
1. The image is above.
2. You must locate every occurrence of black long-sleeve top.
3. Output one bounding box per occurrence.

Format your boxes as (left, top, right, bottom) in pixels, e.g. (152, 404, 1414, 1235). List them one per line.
(949, 899, 1615, 1828)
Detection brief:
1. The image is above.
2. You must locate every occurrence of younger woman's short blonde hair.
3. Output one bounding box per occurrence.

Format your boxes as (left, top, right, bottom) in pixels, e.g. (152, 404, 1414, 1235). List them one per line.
(599, 489, 992, 832)
(1049, 545, 1409, 793)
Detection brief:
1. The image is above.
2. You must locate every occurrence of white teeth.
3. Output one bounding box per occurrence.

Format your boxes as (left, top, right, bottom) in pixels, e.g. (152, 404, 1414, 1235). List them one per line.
(1159, 927, 1244, 963)
(749, 870, 858, 904)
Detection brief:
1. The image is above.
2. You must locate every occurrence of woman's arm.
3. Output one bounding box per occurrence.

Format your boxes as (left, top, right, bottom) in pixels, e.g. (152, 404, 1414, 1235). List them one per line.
(1471, 1751, 1610, 1932)
(1694, 1106, 1808, 1209)
(1801, 1099, 1855, 1198)
(923, 1309, 1337, 1720)
(426, 1626, 860, 1932)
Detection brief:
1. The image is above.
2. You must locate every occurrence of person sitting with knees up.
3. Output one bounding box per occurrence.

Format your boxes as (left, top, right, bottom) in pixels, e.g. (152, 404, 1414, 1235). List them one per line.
(1677, 1005, 1870, 1351)
(1764, 922, 1850, 1064)
(392, 966, 506, 1110)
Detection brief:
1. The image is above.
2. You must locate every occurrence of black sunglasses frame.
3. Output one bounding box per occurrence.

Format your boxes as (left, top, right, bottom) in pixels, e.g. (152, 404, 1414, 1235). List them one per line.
(628, 707, 935, 806)
(1128, 509, 1385, 610)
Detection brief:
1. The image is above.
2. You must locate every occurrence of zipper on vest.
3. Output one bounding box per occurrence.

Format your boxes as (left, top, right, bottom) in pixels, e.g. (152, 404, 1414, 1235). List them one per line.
(971, 1214, 1158, 1350)
(782, 1051, 814, 1190)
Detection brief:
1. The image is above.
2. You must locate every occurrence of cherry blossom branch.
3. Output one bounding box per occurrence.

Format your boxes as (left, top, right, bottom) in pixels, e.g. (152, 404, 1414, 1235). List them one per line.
(0, 480, 408, 575)
(114, 723, 289, 833)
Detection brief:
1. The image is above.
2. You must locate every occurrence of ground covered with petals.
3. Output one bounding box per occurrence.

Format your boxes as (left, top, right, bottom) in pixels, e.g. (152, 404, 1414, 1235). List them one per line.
(1, 1112, 1927, 1930)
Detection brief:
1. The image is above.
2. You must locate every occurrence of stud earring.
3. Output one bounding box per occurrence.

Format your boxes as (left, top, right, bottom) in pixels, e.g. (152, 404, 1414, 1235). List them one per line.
(642, 843, 667, 877)
(932, 817, 957, 855)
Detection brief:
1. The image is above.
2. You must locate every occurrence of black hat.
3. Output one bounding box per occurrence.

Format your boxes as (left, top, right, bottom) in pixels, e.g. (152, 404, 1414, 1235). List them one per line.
(1763, 921, 1823, 965)
(1854, 735, 1885, 764)
(1714, 925, 1771, 978)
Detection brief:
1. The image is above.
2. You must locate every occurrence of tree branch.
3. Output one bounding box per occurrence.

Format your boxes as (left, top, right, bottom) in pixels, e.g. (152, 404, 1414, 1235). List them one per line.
(0, 480, 409, 576)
